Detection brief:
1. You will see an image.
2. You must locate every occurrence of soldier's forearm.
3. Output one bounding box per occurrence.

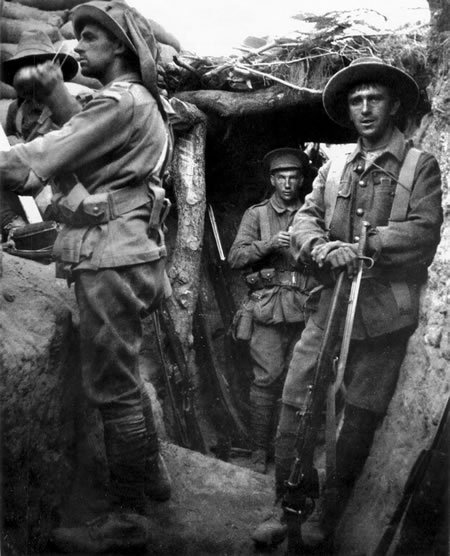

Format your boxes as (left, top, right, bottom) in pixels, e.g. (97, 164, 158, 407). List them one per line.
(44, 83, 82, 126)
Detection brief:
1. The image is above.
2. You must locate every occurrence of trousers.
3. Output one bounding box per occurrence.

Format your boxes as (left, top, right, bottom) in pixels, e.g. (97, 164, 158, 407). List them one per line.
(283, 319, 413, 414)
(250, 320, 304, 390)
(74, 259, 166, 511)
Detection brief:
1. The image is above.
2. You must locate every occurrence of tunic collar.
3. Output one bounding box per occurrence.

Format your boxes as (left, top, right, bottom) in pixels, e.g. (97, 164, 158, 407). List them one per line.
(269, 194, 302, 214)
(348, 126, 408, 164)
(108, 72, 142, 85)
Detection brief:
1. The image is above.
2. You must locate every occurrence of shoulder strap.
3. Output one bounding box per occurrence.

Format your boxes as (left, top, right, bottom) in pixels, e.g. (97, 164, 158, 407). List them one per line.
(257, 203, 272, 242)
(324, 154, 349, 229)
(389, 147, 422, 222)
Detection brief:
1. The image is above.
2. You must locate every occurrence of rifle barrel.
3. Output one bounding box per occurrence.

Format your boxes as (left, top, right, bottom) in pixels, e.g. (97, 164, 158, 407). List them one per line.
(207, 204, 226, 261)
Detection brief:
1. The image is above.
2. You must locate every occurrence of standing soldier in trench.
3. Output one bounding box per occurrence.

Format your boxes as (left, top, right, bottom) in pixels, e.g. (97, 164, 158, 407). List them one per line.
(252, 57, 443, 548)
(0, 1, 174, 552)
(228, 148, 318, 474)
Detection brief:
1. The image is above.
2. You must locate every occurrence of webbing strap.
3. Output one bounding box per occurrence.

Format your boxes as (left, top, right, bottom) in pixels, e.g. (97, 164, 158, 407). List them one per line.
(390, 281, 412, 316)
(389, 147, 421, 222)
(148, 186, 166, 229)
(324, 155, 349, 229)
(258, 204, 272, 242)
(108, 182, 150, 217)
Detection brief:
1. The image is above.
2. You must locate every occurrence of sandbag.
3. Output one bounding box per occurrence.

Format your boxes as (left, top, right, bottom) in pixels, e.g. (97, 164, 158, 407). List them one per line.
(1, 18, 62, 44)
(10, 0, 89, 10)
(148, 17, 181, 52)
(0, 82, 17, 100)
(60, 21, 75, 40)
(3, 2, 67, 27)
(158, 43, 178, 65)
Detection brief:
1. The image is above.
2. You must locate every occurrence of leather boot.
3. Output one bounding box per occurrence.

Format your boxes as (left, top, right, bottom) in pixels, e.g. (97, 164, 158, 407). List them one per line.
(51, 512, 149, 553)
(252, 403, 299, 547)
(249, 386, 277, 474)
(103, 412, 147, 513)
(140, 384, 172, 501)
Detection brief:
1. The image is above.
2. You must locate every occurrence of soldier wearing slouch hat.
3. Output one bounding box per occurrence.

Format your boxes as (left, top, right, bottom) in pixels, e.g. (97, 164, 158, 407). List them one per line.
(252, 57, 442, 549)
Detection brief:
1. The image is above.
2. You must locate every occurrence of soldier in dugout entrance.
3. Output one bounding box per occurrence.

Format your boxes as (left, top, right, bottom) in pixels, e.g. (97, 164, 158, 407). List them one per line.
(228, 148, 318, 474)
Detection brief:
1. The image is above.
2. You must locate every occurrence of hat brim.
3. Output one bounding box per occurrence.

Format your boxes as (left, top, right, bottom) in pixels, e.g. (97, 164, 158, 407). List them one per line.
(2, 52, 79, 85)
(72, 4, 137, 55)
(263, 147, 310, 173)
(323, 62, 419, 128)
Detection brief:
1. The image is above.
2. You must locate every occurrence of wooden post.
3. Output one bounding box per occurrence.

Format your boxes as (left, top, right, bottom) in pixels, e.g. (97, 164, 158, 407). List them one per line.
(165, 106, 207, 350)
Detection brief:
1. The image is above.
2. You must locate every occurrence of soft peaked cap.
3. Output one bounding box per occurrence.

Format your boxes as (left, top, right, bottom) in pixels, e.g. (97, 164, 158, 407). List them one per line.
(263, 148, 309, 174)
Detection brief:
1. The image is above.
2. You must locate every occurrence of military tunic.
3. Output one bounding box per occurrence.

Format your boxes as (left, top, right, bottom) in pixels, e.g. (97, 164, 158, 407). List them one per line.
(228, 194, 313, 388)
(0, 72, 170, 412)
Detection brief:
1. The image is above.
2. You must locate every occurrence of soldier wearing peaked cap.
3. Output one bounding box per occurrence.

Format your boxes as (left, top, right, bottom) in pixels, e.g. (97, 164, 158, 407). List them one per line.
(228, 147, 319, 475)
(252, 57, 442, 549)
(0, 1, 175, 551)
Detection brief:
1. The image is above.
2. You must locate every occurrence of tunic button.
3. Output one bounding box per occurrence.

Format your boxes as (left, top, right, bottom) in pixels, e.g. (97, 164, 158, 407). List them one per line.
(93, 206, 99, 214)
(354, 235, 360, 242)
(356, 208, 364, 216)
(358, 180, 366, 187)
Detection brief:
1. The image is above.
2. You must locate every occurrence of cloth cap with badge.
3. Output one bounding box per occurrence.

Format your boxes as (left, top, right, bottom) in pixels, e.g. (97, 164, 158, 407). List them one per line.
(322, 56, 419, 128)
(2, 29, 79, 86)
(71, 0, 167, 120)
(263, 147, 310, 175)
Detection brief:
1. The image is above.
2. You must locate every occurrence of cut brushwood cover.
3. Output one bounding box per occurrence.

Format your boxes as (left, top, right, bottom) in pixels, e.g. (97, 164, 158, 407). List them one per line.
(168, 9, 429, 95)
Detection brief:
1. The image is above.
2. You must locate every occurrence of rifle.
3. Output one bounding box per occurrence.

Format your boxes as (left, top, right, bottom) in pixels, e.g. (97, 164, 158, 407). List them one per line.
(282, 224, 372, 554)
(193, 290, 249, 448)
(206, 203, 238, 329)
(204, 203, 252, 416)
(374, 396, 449, 556)
(153, 303, 206, 453)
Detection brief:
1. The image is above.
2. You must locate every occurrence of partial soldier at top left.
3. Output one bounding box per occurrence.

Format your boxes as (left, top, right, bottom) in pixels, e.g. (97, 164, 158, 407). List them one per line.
(1, 29, 83, 240)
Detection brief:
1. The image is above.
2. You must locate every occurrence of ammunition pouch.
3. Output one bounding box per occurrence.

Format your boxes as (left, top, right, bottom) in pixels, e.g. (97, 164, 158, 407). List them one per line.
(244, 268, 311, 291)
(51, 181, 171, 236)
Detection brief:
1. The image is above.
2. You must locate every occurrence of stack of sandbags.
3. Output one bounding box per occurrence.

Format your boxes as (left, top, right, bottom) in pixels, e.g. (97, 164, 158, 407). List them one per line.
(0, 0, 94, 122)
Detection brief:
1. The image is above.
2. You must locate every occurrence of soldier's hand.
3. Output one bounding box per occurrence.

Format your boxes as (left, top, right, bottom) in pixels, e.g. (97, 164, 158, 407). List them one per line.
(311, 240, 345, 266)
(270, 231, 291, 250)
(326, 244, 359, 278)
(13, 61, 64, 101)
(312, 240, 359, 278)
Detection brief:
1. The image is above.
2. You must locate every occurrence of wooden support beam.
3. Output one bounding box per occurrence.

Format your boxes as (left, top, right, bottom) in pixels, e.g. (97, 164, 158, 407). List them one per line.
(173, 85, 322, 118)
